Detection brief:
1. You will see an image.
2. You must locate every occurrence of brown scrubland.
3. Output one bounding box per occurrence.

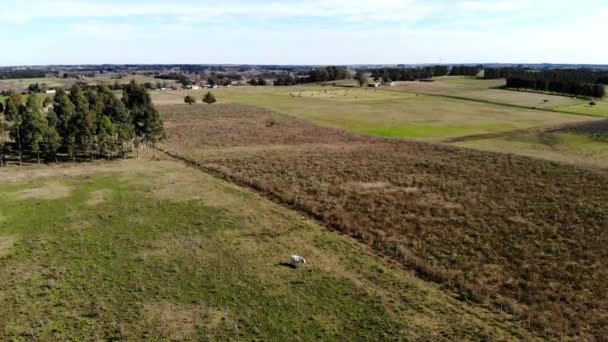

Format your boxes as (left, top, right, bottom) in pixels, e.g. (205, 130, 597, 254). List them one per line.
(160, 103, 608, 339)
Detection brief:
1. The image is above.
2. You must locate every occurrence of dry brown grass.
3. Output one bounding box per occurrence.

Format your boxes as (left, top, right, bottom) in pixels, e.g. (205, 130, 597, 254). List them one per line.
(86, 190, 111, 206)
(0, 160, 149, 184)
(160, 103, 608, 339)
(15, 182, 72, 201)
(143, 302, 231, 340)
(136, 232, 213, 260)
(0, 235, 17, 258)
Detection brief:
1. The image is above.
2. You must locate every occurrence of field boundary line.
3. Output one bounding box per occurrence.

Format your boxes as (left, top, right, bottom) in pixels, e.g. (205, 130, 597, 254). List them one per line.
(440, 123, 575, 143)
(385, 89, 604, 118)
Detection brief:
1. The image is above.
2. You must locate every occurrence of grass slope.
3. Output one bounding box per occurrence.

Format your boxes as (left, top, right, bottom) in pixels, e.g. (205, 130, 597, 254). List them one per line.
(389, 77, 608, 117)
(0, 158, 532, 340)
(152, 85, 593, 141)
(454, 131, 608, 170)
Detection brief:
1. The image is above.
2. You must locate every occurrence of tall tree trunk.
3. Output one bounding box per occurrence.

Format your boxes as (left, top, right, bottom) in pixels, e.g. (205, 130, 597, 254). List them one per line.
(16, 126, 22, 166)
(37, 151, 40, 164)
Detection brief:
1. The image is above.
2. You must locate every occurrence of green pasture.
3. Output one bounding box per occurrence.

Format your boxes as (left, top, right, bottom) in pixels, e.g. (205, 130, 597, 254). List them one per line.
(153, 85, 596, 141)
(0, 158, 532, 340)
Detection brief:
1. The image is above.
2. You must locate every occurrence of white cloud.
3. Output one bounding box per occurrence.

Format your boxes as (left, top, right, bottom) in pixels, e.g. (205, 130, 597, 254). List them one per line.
(2, 0, 607, 65)
(2, 0, 437, 23)
(459, 1, 527, 11)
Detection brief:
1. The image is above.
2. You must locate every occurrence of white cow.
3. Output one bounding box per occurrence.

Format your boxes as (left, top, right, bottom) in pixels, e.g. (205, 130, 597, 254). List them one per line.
(291, 255, 307, 267)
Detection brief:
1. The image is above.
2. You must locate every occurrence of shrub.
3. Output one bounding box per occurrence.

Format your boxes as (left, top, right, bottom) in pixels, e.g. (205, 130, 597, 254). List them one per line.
(203, 92, 217, 105)
(184, 95, 196, 105)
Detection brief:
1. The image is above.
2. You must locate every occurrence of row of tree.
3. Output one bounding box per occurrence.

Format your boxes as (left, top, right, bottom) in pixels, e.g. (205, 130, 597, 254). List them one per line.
(485, 67, 608, 85)
(0, 80, 164, 166)
(248, 78, 268, 86)
(274, 74, 300, 86)
(449, 65, 483, 76)
(486, 68, 606, 97)
(505, 77, 605, 98)
(184, 92, 217, 105)
(306, 66, 351, 83)
(273, 66, 352, 86)
(0, 69, 46, 79)
(369, 66, 449, 83)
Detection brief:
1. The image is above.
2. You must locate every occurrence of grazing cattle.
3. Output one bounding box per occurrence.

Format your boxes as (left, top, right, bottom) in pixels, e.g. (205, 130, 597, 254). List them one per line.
(291, 255, 307, 267)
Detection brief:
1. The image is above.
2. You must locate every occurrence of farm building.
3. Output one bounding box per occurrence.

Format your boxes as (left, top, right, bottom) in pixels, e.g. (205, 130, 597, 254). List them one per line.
(368, 82, 381, 88)
(45, 89, 57, 94)
(185, 85, 201, 90)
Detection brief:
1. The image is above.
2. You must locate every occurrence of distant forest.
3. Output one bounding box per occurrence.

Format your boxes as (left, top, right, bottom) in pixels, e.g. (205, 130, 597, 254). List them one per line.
(0, 80, 164, 166)
(486, 68, 607, 98)
(274, 66, 352, 86)
(0, 70, 46, 79)
(369, 65, 482, 83)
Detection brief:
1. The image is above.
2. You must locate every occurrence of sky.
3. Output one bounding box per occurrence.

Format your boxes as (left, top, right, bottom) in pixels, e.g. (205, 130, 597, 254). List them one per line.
(1, 0, 607, 66)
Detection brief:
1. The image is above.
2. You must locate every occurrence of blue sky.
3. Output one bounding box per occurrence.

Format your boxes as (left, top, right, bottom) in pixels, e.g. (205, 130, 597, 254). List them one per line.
(1, 0, 606, 66)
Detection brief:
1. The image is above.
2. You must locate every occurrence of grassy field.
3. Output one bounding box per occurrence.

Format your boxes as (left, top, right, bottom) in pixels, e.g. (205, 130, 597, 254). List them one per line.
(454, 131, 608, 170)
(389, 77, 608, 117)
(0, 157, 534, 340)
(159, 103, 608, 339)
(151, 85, 595, 141)
(150, 76, 608, 171)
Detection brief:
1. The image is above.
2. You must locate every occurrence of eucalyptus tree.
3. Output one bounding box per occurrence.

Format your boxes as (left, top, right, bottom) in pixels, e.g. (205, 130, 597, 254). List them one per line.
(4, 91, 24, 165)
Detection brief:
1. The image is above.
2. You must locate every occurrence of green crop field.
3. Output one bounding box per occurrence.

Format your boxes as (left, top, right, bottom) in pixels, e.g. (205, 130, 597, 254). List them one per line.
(0, 157, 533, 340)
(151, 85, 596, 141)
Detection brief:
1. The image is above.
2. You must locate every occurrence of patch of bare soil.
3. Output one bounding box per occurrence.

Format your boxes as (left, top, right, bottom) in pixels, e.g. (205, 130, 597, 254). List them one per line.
(86, 190, 112, 206)
(143, 302, 230, 340)
(0, 235, 18, 258)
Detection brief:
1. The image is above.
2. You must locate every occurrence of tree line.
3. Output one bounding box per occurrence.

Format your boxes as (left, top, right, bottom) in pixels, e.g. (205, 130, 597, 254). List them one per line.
(0, 69, 46, 79)
(248, 78, 268, 86)
(505, 77, 605, 98)
(305, 66, 351, 83)
(274, 66, 352, 86)
(485, 67, 608, 84)
(369, 66, 449, 83)
(449, 65, 483, 76)
(485, 68, 606, 98)
(368, 65, 483, 83)
(0, 80, 164, 166)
